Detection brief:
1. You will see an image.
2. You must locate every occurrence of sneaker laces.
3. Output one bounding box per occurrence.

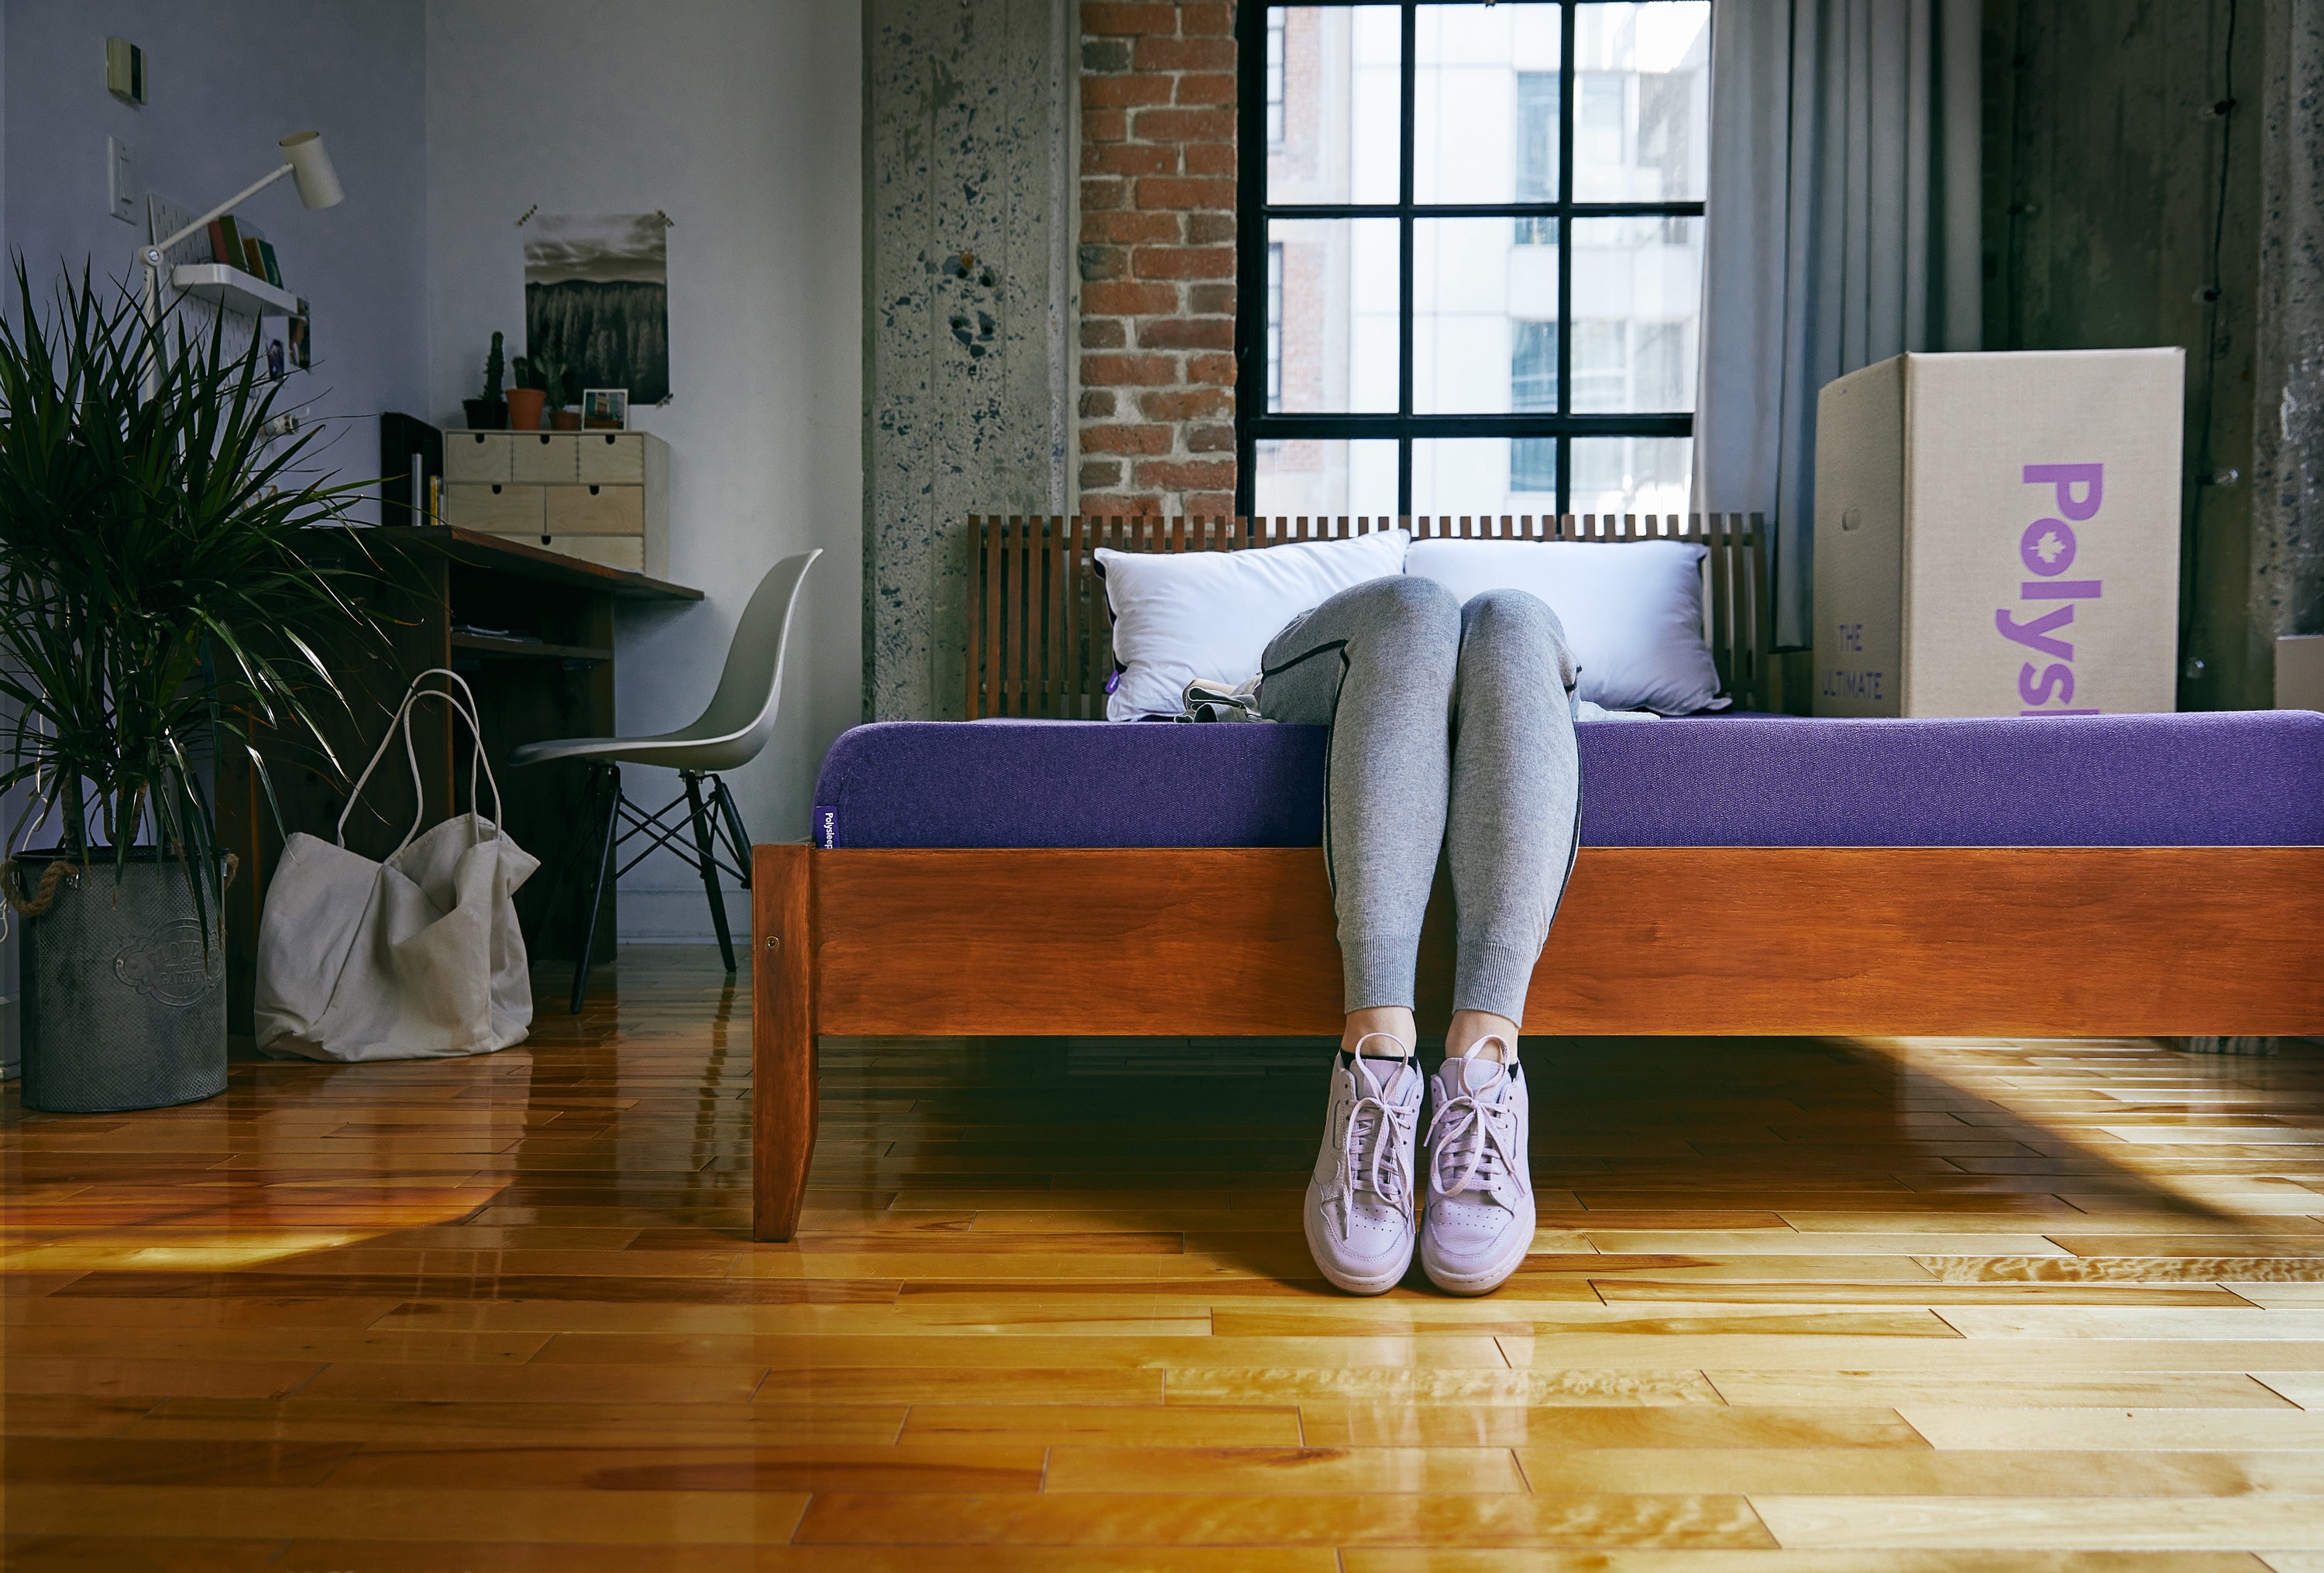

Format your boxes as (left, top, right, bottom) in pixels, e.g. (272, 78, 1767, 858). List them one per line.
(1339, 1036, 1416, 1217)
(1427, 1048, 1518, 1202)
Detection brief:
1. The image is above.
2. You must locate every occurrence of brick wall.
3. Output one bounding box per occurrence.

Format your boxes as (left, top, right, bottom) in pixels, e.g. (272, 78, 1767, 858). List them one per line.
(1077, 2, 1237, 517)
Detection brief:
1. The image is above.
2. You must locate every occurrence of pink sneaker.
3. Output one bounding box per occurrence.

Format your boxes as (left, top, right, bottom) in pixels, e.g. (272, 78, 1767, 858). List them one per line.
(1420, 1041, 1532, 1295)
(1302, 1035, 1422, 1295)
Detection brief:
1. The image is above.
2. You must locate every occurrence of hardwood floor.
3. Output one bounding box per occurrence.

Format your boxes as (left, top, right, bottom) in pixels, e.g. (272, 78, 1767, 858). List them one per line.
(5, 946, 2323, 1569)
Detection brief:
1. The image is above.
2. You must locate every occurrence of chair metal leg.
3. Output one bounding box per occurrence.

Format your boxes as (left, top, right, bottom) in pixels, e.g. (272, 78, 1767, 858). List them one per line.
(684, 770, 736, 974)
(570, 762, 622, 1015)
(710, 774, 754, 888)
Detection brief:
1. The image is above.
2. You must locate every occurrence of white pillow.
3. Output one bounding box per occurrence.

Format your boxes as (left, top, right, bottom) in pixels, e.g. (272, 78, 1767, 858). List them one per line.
(1096, 531, 1409, 720)
(1403, 537, 1726, 715)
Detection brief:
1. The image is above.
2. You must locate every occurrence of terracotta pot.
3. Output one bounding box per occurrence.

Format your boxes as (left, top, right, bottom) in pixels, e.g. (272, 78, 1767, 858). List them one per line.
(505, 388, 547, 431)
(550, 409, 581, 431)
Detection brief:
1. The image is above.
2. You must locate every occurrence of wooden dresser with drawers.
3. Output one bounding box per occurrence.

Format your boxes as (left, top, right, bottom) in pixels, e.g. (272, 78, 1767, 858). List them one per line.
(439, 428, 670, 579)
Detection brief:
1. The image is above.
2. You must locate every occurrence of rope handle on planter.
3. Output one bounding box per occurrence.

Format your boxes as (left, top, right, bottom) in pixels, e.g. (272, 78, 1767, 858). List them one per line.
(0, 851, 239, 919)
(0, 859, 67, 917)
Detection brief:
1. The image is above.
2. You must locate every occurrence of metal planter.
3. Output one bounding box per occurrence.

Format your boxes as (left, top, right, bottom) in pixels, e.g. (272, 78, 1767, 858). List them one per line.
(18, 851, 227, 1113)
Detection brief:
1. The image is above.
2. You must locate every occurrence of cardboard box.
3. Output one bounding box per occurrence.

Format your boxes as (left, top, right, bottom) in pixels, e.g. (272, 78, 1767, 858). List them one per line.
(1813, 349, 2185, 718)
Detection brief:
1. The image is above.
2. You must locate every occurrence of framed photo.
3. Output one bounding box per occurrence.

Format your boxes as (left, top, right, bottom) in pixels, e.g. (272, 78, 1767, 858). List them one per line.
(284, 301, 311, 371)
(581, 388, 628, 430)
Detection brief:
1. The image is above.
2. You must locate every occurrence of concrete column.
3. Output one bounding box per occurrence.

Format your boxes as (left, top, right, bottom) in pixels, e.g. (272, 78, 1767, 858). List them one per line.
(2251, 0, 2324, 682)
(862, 0, 1075, 721)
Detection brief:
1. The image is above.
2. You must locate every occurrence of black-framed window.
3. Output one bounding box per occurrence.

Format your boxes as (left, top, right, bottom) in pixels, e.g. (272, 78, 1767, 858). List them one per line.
(1236, 2, 1710, 520)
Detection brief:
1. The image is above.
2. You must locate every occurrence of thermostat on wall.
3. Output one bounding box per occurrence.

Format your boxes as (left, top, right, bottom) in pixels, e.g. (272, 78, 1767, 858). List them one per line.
(105, 38, 145, 106)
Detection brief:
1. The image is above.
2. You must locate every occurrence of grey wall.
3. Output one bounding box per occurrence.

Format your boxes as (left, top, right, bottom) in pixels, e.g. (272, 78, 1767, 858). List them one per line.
(863, 0, 1074, 721)
(426, 1, 864, 940)
(1982, 0, 2323, 711)
(5, 0, 429, 517)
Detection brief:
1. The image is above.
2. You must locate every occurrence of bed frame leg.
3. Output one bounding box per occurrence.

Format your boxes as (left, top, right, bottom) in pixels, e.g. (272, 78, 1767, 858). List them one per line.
(751, 843, 816, 1242)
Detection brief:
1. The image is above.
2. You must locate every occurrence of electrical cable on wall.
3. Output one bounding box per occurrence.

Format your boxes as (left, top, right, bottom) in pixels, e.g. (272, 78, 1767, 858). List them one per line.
(2180, 0, 2241, 683)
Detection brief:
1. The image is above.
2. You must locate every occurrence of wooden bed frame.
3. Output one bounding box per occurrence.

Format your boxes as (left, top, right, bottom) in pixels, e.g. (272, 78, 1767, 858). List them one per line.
(747, 514, 2324, 1242)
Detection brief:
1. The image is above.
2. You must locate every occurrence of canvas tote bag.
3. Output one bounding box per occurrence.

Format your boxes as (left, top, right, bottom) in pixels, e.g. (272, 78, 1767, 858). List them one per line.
(255, 669, 540, 1062)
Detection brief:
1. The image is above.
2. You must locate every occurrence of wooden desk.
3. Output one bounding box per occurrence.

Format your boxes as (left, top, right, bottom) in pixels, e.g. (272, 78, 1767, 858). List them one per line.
(217, 527, 703, 1034)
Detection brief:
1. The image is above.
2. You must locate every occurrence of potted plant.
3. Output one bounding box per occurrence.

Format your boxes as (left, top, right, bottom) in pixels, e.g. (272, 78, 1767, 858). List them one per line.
(540, 358, 579, 431)
(0, 262, 376, 1112)
(506, 354, 547, 433)
(461, 331, 507, 429)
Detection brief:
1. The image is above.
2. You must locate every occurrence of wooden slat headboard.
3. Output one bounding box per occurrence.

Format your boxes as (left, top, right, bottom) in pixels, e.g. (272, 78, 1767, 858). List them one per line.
(965, 513, 1772, 720)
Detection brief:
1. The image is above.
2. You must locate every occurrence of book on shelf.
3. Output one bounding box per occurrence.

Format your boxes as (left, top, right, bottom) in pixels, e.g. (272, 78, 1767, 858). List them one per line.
(252, 239, 284, 290)
(237, 220, 267, 280)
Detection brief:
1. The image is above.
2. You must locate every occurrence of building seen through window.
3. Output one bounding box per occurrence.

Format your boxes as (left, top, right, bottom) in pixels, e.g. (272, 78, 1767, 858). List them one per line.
(1266, 9, 1289, 145)
(1267, 242, 1286, 408)
(1241, 2, 1709, 520)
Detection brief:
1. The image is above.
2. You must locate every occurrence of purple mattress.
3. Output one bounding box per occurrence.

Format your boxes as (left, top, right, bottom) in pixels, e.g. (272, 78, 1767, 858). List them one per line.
(811, 711, 2324, 850)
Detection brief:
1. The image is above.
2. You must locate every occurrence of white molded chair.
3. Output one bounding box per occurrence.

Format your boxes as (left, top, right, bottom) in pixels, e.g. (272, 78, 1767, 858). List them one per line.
(511, 549, 819, 1011)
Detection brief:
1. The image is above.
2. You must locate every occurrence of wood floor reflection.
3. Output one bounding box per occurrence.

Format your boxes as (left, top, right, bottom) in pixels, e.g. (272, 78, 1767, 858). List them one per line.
(5, 946, 2323, 1569)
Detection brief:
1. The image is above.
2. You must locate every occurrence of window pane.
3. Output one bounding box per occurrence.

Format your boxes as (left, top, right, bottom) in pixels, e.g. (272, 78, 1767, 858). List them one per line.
(1255, 438, 1400, 517)
(1411, 437, 1560, 517)
(1265, 10, 1287, 145)
(1268, 217, 1399, 414)
(1265, 243, 1284, 407)
(1414, 217, 1559, 415)
(1267, 6, 1402, 207)
(1511, 319, 1557, 414)
(1571, 2, 1711, 203)
(1414, 2, 1563, 204)
(1569, 435, 1693, 520)
(1570, 215, 1700, 413)
(1511, 437, 1559, 495)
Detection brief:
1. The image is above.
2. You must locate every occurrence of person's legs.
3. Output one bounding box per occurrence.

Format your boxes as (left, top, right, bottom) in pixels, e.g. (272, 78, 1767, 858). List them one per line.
(1260, 573, 1460, 1294)
(1421, 586, 1580, 1294)
(1260, 573, 1463, 1041)
(1447, 587, 1581, 1028)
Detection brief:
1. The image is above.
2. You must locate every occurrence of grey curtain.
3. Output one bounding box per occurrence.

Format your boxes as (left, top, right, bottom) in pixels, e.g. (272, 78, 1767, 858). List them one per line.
(1693, 0, 1982, 649)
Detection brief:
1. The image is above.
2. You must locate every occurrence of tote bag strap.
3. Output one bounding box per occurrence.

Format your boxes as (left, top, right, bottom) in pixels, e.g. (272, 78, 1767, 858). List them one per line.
(390, 689, 507, 855)
(337, 669, 505, 851)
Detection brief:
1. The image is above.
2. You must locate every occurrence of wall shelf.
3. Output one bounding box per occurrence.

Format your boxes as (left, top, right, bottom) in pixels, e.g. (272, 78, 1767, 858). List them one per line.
(170, 263, 299, 318)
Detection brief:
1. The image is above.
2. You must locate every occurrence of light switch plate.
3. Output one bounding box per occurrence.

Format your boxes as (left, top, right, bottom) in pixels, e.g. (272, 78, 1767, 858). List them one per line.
(108, 137, 136, 225)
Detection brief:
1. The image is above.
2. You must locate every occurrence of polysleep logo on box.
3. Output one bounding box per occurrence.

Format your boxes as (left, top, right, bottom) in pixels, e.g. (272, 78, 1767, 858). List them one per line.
(1997, 462, 2105, 716)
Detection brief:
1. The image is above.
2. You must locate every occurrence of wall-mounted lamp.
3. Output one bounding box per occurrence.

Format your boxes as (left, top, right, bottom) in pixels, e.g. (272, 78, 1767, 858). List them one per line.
(134, 132, 344, 395)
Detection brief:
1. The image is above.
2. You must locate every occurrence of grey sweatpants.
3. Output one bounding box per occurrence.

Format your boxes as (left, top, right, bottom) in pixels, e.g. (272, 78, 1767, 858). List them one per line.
(1257, 575, 1582, 1024)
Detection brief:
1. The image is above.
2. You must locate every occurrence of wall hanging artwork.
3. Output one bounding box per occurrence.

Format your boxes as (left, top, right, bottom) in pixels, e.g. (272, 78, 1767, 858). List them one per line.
(521, 211, 670, 406)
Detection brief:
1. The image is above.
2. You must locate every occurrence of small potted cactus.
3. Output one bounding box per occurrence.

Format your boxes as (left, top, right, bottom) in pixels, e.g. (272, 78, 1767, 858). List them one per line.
(538, 356, 579, 431)
(462, 332, 508, 429)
